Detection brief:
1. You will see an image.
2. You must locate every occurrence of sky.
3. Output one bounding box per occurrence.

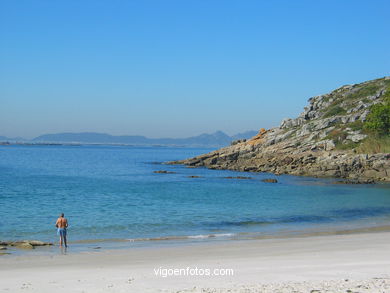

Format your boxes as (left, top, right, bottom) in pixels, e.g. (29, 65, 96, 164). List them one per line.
(1, 0, 389, 139)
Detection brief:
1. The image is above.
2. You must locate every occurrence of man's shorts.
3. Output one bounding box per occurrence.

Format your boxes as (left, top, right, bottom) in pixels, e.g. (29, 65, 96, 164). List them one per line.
(57, 228, 67, 237)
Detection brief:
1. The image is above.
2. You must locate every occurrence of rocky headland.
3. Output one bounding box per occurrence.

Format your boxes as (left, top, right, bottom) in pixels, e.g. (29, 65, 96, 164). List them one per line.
(169, 77, 390, 182)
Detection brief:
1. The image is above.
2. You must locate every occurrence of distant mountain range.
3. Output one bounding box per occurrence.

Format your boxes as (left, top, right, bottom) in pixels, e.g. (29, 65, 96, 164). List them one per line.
(0, 130, 258, 147)
(0, 136, 25, 141)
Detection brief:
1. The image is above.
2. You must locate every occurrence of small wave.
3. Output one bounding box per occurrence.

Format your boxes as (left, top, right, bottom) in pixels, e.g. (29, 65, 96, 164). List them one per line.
(126, 233, 236, 242)
(219, 220, 273, 227)
(332, 207, 390, 219)
(208, 214, 342, 228)
(187, 233, 235, 239)
(207, 207, 390, 230)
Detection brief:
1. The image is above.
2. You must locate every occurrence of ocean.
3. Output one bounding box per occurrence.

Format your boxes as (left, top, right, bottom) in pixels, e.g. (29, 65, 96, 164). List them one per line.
(1, 144, 390, 248)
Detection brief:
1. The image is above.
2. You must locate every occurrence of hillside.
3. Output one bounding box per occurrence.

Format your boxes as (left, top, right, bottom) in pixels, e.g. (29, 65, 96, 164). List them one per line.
(170, 77, 390, 182)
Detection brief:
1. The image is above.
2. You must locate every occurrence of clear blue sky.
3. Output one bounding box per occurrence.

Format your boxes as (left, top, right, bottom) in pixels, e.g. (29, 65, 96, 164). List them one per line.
(1, 0, 389, 139)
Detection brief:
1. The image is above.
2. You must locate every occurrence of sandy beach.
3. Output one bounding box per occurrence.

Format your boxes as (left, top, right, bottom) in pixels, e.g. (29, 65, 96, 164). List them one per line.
(1, 231, 390, 292)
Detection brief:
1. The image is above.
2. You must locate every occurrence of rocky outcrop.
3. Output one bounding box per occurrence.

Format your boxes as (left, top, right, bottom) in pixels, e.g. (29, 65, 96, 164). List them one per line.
(169, 77, 390, 182)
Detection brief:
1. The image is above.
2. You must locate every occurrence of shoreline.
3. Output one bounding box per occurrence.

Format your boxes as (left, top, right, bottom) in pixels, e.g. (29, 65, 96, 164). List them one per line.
(2, 230, 390, 292)
(169, 158, 390, 184)
(4, 223, 390, 257)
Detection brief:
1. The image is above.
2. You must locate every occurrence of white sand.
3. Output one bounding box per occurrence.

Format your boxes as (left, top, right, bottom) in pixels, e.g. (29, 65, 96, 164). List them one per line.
(1, 232, 390, 292)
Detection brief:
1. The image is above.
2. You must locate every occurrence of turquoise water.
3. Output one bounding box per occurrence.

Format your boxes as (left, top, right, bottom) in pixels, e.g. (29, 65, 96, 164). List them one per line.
(1, 145, 390, 245)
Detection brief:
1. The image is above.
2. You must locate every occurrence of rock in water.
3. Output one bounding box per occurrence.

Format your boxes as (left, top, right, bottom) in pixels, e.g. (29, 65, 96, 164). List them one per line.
(223, 176, 253, 180)
(262, 179, 278, 183)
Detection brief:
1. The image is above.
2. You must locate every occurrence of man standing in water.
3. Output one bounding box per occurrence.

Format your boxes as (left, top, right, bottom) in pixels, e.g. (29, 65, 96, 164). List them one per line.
(55, 213, 68, 247)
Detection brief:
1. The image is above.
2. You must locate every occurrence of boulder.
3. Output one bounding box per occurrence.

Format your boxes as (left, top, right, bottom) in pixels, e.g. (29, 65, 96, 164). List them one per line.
(28, 240, 53, 246)
(280, 118, 293, 129)
(262, 178, 278, 183)
(280, 118, 304, 129)
(14, 242, 34, 249)
(231, 139, 246, 145)
(324, 140, 336, 151)
(346, 133, 367, 142)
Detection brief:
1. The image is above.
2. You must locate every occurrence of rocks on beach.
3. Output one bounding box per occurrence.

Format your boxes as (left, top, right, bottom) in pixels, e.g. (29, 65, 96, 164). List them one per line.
(16, 243, 34, 250)
(0, 240, 53, 250)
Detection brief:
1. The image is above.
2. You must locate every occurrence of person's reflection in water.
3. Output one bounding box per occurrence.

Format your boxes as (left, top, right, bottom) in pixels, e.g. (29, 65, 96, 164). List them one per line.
(60, 245, 68, 255)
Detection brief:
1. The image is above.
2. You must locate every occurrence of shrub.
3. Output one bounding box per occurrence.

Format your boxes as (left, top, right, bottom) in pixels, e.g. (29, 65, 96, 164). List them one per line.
(347, 83, 381, 101)
(348, 120, 364, 131)
(364, 103, 390, 135)
(356, 135, 390, 154)
(334, 121, 361, 132)
(336, 142, 358, 150)
(323, 105, 346, 118)
(326, 129, 348, 143)
(382, 89, 390, 104)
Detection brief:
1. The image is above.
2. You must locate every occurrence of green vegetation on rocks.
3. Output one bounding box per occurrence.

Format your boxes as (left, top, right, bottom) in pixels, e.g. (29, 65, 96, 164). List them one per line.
(359, 87, 390, 153)
(326, 129, 348, 143)
(347, 83, 382, 101)
(323, 105, 346, 118)
(364, 93, 390, 135)
(348, 120, 364, 131)
(357, 135, 390, 154)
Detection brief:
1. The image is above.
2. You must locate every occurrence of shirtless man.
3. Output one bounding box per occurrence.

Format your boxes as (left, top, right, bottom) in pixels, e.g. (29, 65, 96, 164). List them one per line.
(55, 213, 68, 247)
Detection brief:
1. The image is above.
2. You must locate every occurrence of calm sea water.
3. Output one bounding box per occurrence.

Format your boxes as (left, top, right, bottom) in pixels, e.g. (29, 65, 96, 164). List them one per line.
(1, 145, 390, 246)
